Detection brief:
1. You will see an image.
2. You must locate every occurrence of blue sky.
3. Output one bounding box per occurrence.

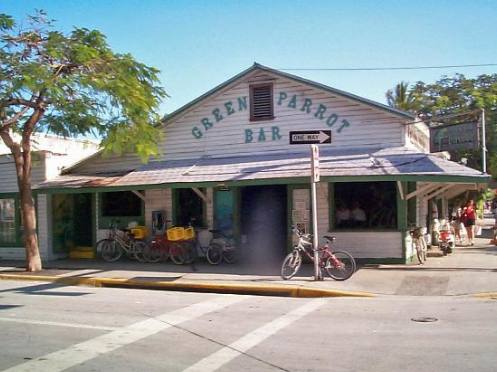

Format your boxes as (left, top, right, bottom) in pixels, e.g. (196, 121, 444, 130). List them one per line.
(3, 0, 497, 115)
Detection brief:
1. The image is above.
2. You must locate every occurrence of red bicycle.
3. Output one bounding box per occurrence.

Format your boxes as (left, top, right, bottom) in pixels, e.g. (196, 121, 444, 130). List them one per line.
(281, 226, 356, 280)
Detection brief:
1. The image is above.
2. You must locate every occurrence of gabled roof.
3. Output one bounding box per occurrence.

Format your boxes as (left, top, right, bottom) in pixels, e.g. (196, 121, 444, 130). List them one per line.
(162, 63, 415, 124)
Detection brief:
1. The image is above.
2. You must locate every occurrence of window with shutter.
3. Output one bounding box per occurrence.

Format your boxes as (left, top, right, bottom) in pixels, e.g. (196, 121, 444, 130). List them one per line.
(250, 83, 274, 121)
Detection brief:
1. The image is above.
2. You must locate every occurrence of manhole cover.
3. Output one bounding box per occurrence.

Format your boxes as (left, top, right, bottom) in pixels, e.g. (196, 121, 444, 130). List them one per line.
(411, 317, 438, 323)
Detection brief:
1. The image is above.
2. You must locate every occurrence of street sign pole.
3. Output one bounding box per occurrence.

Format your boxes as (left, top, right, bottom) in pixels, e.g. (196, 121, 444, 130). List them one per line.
(289, 130, 331, 281)
(310, 144, 322, 281)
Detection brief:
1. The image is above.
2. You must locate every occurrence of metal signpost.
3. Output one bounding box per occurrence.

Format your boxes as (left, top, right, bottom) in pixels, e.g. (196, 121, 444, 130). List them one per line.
(289, 130, 332, 280)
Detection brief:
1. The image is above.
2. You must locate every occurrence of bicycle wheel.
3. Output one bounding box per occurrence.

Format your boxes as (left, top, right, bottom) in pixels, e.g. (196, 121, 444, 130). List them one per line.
(133, 241, 148, 263)
(169, 242, 186, 265)
(223, 246, 237, 264)
(281, 250, 302, 280)
(206, 243, 223, 265)
(101, 239, 123, 262)
(415, 237, 427, 264)
(143, 240, 163, 263)
(182, 241, 195, 264)
(95, 238, 109, 258)
(325, 251, 356, 281)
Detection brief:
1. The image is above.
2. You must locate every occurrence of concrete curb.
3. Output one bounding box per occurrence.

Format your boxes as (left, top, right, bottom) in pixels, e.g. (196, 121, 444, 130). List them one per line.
(0, 273, 375, 298)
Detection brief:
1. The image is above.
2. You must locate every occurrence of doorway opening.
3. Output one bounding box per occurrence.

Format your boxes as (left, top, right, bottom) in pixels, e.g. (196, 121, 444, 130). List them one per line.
(52, 193, 93, 254)
(240, 185, 287, 265)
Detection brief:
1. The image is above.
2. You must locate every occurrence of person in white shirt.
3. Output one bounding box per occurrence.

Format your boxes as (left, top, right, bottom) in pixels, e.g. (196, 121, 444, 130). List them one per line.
(351, 201, 366, 227)
(336, 204, 351, 228)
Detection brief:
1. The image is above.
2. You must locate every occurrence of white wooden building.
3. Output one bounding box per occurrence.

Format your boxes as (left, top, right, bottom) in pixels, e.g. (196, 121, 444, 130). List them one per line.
(35, 64, 488, 263)
(0, 134, 98, 260)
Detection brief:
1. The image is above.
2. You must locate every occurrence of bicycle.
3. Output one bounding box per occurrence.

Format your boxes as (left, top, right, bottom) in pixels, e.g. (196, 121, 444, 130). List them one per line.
(205, 229, 237, 265)
(410, 226, 427, 264)
(142, 219, 181, 263)
(97, 224, 147, 263)
(281, 226, 356, 280)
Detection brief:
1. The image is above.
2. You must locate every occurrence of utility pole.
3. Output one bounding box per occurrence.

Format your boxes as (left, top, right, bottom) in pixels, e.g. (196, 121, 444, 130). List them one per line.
(482, 109, 487, 174)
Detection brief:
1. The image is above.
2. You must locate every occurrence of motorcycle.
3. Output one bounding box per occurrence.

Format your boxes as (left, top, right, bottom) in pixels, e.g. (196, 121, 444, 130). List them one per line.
(438, 219, 455, 255)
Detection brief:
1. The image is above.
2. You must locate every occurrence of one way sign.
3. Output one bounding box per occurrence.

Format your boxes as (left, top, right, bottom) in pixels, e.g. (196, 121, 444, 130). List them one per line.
(289, 130, 332, 145)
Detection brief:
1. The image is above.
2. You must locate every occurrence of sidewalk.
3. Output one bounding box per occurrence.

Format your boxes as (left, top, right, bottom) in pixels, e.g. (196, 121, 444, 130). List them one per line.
(2, 234, 497, 298)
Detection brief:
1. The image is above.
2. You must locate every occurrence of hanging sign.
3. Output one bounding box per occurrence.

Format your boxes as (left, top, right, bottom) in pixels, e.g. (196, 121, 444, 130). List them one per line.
(429, 122, 479, 153)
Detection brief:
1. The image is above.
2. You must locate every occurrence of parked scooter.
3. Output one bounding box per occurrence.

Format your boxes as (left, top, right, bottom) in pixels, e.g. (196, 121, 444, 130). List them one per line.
(438, 218, 455, 255)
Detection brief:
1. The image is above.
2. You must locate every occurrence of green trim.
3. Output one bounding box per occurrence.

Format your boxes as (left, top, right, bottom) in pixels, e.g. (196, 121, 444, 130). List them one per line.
(329, 181, 404, 233)
(397, 182, 408, 261)
(91, 193, 96, 249)
(407, 182, 417, 226)
(0, 194, 23, 247)
(328, 183, 334, 231)
(397, 182, 407, 231)
(172, 189, 178, 226)
(286, 185, 293, 253)
(0, 192, 20, 198)
(232, 187, 241, 248)
(356, 257, 406, 265)
(162, 63, 415, 125)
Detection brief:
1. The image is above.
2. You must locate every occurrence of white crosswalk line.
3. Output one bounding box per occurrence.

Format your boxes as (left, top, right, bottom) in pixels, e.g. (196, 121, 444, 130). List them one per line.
(0, 317, 119, 331)
(183, 298, 329, 372)
(2, 295, 245, 372)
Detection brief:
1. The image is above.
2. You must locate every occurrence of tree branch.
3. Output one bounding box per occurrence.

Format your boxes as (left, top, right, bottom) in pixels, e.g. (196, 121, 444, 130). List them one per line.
(0, 106, 31, 128)
(0, 98, 38, 109)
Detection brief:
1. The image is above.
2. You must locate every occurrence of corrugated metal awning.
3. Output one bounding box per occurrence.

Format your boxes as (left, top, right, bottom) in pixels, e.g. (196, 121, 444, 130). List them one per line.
(37, 147, 489, 191)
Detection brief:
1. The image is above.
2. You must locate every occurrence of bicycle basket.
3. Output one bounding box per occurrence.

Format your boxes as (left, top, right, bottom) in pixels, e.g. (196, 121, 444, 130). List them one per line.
(130, 226, 148, 240)
(184, 227, 195, 240)
(167, 227, 185, 241)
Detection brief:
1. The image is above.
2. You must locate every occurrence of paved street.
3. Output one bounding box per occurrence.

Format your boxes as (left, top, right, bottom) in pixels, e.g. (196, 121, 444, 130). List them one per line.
(1, 280, 496, 372)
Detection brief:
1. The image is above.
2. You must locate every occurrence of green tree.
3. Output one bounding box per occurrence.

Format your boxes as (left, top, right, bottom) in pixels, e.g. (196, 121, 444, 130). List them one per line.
(0, 11, 166, 271)
(386, 81, 417, 112)
(388, 74, 497, 177)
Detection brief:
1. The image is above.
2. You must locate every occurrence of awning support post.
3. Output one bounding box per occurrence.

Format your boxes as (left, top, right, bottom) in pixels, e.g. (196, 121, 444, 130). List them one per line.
(192, 187, 210, 203)
(397, 181, 405, 200)
(131, 190, 146, 201)
(405, 183, 440, 201)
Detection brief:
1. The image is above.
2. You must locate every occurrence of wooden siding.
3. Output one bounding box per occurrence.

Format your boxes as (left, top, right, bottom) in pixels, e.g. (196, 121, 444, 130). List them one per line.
(0, 153, 46, 193)
(144, 188, 173, 231)
(161, 71, 406, 160)
(68, 70, 409, 175)
(316, 182, 329, 241)
(37, 194, 49, 259)
(330, 232, 403, 258)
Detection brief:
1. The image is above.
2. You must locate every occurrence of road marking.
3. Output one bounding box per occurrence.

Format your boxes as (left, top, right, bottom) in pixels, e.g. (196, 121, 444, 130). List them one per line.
(0, 317, 120, 331)
(3, 295, 245, 372)
(183, 298, 329, 372)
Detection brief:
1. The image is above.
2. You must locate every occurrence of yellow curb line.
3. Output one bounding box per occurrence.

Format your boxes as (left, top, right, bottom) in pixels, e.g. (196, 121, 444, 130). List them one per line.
(0, 274, 374, 298)
(474, 292, 497, 299)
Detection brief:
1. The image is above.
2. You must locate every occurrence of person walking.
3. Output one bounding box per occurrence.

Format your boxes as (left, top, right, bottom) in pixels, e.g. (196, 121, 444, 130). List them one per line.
(462, 200, 476, 246)
(451, 204, 463, 245)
